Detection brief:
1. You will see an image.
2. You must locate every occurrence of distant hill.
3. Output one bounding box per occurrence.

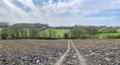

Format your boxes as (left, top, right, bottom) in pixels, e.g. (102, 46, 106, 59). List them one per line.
(0, 22, 8, 28)
(13, 23, 49, 28)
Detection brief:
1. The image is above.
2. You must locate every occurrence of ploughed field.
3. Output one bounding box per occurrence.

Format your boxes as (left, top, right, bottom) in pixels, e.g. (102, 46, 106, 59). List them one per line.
(0, 40, 68, 65)
(73, 39, 120, 65)
(0, 39, 120, 65)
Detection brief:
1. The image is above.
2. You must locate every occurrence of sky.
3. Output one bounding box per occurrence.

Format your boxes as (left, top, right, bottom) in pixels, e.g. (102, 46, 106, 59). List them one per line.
(0, 0, 120, 26)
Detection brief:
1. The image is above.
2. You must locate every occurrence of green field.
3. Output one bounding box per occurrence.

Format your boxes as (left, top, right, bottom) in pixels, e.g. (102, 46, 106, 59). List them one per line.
(0, 28, 2, 39)
(40, 29, 70, 38)
(117, 29, 120, 32)
(94, 33, 120, 39)
(0, 28, 70, 39)
(52, 29, 70, 37)
(0, 28, 2, 31)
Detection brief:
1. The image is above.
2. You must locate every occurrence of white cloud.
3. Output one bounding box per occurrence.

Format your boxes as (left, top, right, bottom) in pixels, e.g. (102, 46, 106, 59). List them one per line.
(2, 0, 29, 17)
(18, 0, 36, 9)
(17, 0, 46, 23)
(1, 0, 31, 24)
(0, 0, 120, 26)
(41, 0, 82, 14)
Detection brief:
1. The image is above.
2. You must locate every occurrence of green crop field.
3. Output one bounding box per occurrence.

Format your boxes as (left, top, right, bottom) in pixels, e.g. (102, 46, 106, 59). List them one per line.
(117, 29, 120, 32)
(39, 29, 70, 38)
(0, 28, 2, 39)
(0, 28, 2, 31)
(94, 33, 120, 39)
(52, 29, 70, 37)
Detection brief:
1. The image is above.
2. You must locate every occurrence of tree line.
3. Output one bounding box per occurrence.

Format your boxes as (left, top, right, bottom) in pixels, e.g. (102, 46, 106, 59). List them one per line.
(0, 22, 119, 39)
(0, 25, 57, 39)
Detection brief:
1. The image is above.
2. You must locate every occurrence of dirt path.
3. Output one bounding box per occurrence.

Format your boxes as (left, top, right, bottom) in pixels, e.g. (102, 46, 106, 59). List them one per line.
(54, 40, 71, 65)
(71, 40, 87, 65)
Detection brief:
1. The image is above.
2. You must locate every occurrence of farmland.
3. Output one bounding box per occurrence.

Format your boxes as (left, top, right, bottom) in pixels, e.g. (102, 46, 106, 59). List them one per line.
(0, 28, 2, 31)
(73, 39, 120, 65)
(0, 39, 120, 65)
(0, 40, 68, 65)
(1, 23, 120, 39)
(41, 29, 70, 38)
(94, 33, 120, 39)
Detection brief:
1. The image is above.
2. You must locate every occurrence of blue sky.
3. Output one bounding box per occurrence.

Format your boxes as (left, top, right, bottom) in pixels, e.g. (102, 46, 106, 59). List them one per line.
(0, 0, 120, 26)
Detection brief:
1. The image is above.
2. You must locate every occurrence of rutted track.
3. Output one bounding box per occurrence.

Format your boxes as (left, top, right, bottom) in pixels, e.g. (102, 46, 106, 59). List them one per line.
(73, 39, 120, 65)
(0, 39, 120, 65)
(71, 40, 87, 65)
(54, 40, 71, 65)
(55, 40, 87, 65)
